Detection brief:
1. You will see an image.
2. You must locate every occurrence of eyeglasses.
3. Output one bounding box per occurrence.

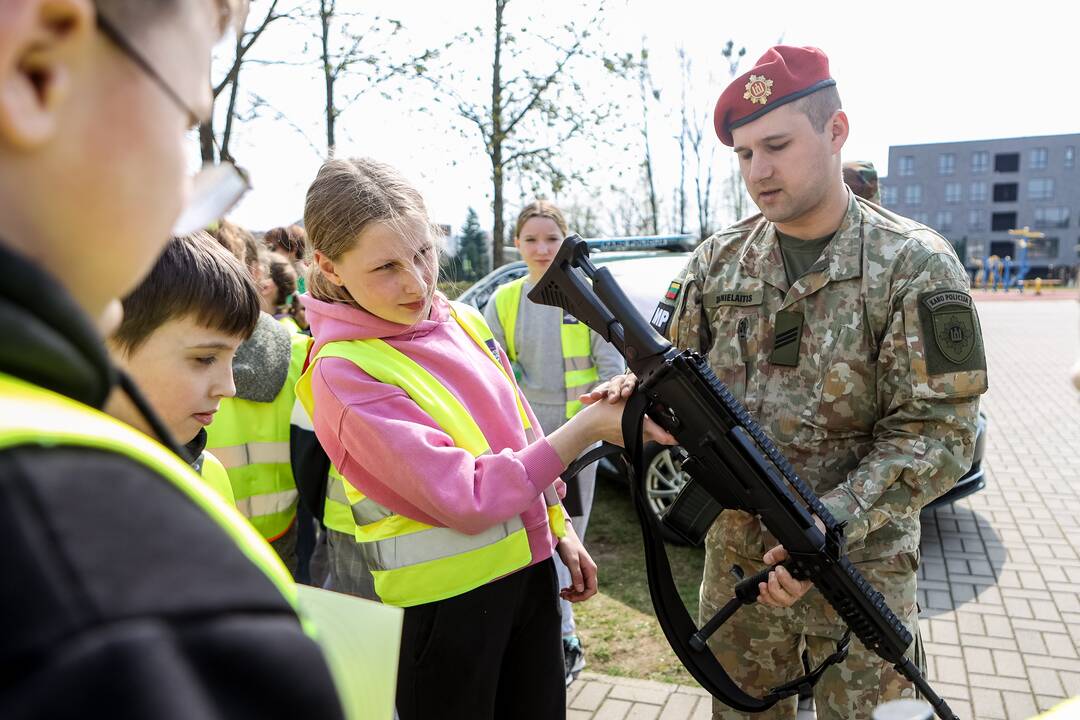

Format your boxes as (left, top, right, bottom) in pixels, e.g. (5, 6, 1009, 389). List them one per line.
(95, 11, 251, 235)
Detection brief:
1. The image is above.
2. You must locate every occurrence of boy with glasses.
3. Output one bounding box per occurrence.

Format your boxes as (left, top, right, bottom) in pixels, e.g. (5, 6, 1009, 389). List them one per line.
(0, 2, 347, 717)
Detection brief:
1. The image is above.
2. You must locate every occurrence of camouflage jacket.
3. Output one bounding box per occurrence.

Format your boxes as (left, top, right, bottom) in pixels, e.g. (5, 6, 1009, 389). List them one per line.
(662, 192, 988, 562)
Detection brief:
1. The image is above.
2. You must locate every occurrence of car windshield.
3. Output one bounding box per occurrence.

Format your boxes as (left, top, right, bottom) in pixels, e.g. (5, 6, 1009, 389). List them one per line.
(599, 254, 691, 317)
(459, 251, 692, 320)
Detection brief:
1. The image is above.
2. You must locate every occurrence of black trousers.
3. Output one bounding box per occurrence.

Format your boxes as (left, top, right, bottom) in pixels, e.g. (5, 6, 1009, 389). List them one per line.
(395, 559, 565, 720)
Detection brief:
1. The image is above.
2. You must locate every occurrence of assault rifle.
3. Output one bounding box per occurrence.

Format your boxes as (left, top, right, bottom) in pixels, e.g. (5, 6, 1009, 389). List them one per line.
(529, 235, 958, 720)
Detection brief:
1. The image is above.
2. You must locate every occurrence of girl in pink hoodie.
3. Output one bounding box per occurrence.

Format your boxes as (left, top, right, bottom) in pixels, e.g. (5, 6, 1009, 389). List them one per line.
(299, 158, 667, 720)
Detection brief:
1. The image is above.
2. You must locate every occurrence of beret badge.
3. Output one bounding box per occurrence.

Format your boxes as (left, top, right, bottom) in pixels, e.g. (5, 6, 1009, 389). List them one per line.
(743, 74, 774, 105)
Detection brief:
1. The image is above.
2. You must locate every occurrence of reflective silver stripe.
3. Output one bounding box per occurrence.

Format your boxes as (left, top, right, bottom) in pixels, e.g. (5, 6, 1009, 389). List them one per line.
(524, 425, 539, 444)
(236, 488, 299, 519)
(565, 383, 597, 402)
(361, 515, 526, 571)
(211, 441, 290, 469)
(351, 496, 394, 525)
(326, 475, 351, 503)
(325, 473, 393, 523)
(564, 356, 594, 372)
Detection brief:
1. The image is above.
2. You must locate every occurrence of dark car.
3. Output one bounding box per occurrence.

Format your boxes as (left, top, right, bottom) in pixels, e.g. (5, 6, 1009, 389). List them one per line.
(459, 244, 988, 544)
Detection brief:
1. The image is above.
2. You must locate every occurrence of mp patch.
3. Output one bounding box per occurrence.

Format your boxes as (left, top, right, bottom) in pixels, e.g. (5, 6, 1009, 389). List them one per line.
(918, 290, 985, 375)
(650, 301, 675, 336)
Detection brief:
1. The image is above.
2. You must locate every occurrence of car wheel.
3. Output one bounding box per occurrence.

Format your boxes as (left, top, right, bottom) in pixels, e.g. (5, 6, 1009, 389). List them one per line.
(642, 444, 697, 545)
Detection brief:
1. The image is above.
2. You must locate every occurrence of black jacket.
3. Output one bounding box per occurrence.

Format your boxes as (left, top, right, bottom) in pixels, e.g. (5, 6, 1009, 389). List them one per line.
(0, 244, 344, 719)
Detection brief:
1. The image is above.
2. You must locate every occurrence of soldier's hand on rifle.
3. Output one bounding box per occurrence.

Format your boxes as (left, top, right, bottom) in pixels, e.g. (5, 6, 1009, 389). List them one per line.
(757, 516, 827, 608)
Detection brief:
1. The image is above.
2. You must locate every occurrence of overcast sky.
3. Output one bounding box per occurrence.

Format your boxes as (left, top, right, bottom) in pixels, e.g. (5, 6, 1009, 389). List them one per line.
(205, 0, 1080, 235)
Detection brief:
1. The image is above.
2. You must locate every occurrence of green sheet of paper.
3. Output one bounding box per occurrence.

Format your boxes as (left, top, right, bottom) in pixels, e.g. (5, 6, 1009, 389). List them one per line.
(296, 585, 404, 720)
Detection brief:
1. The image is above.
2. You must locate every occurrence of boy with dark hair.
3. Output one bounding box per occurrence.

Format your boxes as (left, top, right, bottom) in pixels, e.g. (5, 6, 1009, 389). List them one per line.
(0, 2, 348, 717)
(106, 232, 261, 503)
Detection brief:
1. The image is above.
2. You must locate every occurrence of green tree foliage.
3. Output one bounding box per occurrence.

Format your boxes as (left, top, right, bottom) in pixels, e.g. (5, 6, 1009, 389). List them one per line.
(456, 208, 491, 281)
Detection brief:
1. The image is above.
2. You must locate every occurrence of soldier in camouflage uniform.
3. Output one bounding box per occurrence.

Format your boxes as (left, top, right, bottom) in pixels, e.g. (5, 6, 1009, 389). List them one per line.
(645, 46, 988, 719)
(843, 160, 881, 204)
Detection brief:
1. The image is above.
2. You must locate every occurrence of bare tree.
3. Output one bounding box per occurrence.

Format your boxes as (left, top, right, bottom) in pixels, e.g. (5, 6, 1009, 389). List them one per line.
(605, 184, 653, 237)
(725, 155, 752, 222)
(637, 41, 660, 236)
(686, 40, 745, 240)
(199, 0, 288, 164)
(307, 1, 439, 158)
(561, 200, 604, 238)
(675, 47, 690, 235)
(428, 0, 617, 268)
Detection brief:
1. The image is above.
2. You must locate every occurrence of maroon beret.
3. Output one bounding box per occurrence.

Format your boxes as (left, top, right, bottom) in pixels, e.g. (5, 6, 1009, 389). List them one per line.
(713, 45, 835, 146)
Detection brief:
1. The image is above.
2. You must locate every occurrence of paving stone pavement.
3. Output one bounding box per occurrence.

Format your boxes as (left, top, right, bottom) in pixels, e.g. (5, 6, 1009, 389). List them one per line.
(568, 298, 1080, 720)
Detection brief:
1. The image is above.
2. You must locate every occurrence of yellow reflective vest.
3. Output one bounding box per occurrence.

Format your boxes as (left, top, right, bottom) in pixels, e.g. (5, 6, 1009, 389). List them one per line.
(278, 315, 302, 335)
(206, 332, 310, 541)
(0, 371, 398, 720)
(296, 301, 566, 608)
(200, 450, 236, 505)
(491, 277, 599, 418)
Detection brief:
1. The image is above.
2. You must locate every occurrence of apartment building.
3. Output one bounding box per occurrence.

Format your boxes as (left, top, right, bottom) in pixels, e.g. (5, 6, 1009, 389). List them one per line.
(879, 134, 1080, 278)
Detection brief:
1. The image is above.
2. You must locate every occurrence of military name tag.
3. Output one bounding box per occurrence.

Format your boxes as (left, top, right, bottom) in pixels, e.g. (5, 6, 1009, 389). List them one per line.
(769, 310, 803, 367)
(918, 290, 983, 374)
(707, 288, 763, 307)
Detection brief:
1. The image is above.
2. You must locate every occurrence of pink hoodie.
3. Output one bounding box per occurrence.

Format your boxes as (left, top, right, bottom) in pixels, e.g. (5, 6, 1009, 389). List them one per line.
(303, 293, 567, 568)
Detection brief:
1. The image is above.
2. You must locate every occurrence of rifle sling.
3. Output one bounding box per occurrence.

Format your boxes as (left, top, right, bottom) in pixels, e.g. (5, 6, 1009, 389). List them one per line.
(620, 390, 850, 712)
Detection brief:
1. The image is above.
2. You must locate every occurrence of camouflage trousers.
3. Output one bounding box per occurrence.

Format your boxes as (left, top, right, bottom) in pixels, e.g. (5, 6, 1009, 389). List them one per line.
(699, 544, 922, 720)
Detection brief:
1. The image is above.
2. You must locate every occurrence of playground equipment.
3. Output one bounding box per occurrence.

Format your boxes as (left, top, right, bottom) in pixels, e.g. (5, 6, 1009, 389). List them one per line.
(973, 227, 1043, 291)
(1002, 227, 1043, 291)
(979, 254, 1002, 290)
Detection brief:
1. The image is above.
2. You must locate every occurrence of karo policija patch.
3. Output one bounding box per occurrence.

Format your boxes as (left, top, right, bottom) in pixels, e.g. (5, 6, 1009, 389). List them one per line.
(918, 289, 984, 374)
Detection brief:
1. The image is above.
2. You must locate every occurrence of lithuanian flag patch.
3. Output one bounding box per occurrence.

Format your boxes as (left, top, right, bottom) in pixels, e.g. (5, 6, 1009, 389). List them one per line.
(664, 280, 682, 301)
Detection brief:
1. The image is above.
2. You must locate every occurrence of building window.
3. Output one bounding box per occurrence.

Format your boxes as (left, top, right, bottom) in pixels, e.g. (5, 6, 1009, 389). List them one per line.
(1033, 207, 1069, 229)
(910, 212, 929, 225)
(898, 156, 915, 176)
(994, 152, 1020, 172)
(1028, 178, 1055, 201)
(969, 182, 988, 203)
(1029, 147, 1049, 170)
(968, 209, 985, 230)
(938, 153, 956, 175)
(935, 210, 953, 233)
(881, 185, 898, 206)
(904, 184, 922, 205)
(944, 182, 962, 204)
(971, 151, 990, 173)
(1066, 146, 1075, 169)
(991, 211, 1017, 231)
(993, 183, 1018, 202)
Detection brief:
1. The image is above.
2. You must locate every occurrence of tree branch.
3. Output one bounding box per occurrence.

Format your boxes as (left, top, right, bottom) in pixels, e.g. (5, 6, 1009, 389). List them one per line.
(502, 36, 584, 136)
